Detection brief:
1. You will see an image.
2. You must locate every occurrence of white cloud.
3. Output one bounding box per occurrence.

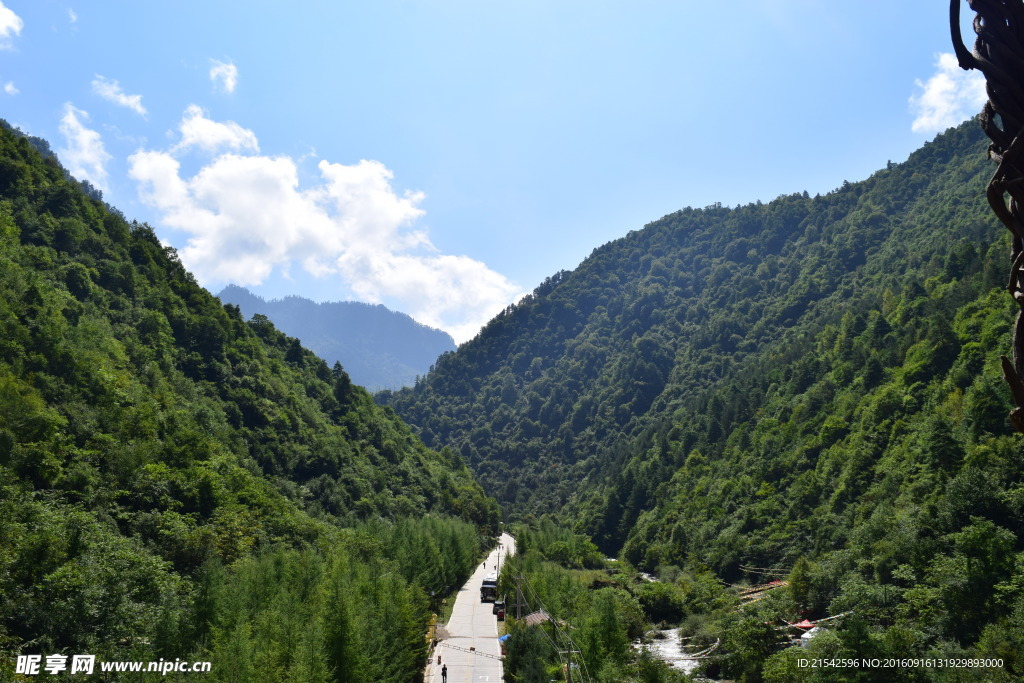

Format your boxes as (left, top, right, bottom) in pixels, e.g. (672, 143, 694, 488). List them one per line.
(339, 250, 526, 343)
(209, 59, 238, 93)
(92, 75, 147, 117)
(58, 103, 111, 190)
(174, 104, 258, 154)
(0, 2, 22, 50)
(910, 52, 987, 134)
(3, 81, 16, 95)
(68, 8, 77, 23)
(129, 108, 520, 342)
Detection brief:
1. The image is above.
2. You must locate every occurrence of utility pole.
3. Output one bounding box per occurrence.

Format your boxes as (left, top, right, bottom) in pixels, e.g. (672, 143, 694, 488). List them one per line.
(515, 573, 524, 619)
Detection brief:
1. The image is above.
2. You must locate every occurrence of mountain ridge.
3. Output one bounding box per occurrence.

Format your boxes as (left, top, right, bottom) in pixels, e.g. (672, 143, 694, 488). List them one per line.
(217, 284, 456, 391)
(380, 121, 1001, 520)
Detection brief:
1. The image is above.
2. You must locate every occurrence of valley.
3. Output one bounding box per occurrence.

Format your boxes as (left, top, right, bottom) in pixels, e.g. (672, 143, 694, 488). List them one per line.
(1, 112, 1023, 681)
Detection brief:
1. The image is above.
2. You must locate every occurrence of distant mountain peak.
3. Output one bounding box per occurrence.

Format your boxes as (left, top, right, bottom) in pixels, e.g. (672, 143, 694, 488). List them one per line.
(216, 286, 455, 391)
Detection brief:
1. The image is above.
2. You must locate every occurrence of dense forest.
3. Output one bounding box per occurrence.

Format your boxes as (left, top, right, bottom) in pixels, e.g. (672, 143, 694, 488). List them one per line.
(3, 97, 1023, 679)
(218, 285, 456, 391)
(0, 120, 498, 681)
(381, 121, 1002, 521)
(383, 120, 1024, 679)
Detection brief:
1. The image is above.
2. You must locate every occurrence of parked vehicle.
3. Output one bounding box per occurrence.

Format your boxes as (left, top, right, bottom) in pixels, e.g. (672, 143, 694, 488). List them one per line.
(492, 600, 505, 620)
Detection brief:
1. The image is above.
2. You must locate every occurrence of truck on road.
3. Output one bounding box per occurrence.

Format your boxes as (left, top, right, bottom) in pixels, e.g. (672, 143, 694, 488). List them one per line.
(480, 574, 498, 602)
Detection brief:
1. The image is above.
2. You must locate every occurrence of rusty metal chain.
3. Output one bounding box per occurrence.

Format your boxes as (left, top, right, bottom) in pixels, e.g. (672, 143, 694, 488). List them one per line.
(951, 0, 1024, 432)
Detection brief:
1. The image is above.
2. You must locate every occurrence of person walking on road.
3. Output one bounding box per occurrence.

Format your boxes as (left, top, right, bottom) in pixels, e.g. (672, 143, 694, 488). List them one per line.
(441, 663, 447, 682)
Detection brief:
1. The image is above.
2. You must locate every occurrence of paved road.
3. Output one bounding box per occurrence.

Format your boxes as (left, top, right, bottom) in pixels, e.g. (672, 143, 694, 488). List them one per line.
(426, 533, 516, 683)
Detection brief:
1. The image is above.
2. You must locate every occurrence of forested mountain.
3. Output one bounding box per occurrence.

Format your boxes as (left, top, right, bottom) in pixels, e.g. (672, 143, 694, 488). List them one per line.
(4, 100, 1022, 679)
(383, 120, 1024, 674)
(217, 285, 456, 391)
(0, 121, 498, 680)
(380, 121, 1001, 519)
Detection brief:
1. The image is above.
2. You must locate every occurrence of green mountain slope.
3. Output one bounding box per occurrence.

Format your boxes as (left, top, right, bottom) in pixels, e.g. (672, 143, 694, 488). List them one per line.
(0, 121, 497, 677)
(381, 121, 1002, 518)
(217, 285, 456, 391)
(382, 120, 1024, 669)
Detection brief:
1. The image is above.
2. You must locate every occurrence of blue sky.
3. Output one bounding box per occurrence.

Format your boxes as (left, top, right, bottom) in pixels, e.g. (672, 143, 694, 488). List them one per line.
(0, 1, 986, 343)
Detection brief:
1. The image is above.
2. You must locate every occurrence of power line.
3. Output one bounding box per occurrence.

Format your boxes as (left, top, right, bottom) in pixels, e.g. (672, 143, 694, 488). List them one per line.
(517, 572, 593, 683)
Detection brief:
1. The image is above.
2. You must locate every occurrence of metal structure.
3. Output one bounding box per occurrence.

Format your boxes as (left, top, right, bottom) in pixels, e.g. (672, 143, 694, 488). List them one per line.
(951, 0, 1024, 432)
(440, 643, 504, 661)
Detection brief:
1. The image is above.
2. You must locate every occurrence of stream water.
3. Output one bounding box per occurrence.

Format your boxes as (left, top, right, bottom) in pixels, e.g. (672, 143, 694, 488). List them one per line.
(637, 627, 700, 675)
